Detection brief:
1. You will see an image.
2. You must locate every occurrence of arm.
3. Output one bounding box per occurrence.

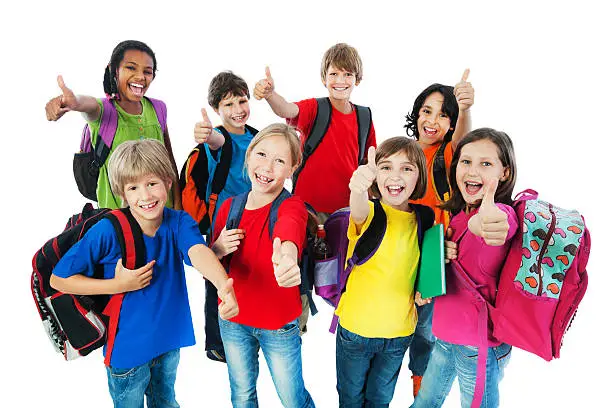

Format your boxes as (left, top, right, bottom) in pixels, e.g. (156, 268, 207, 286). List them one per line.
(50, 259, 155, 295)
(349, 146, 377, 232)
(194, 108, 225, 150)
(45, 75, 101, 122)
(253, 66, 299, 119)
(451, 69, 474, 149)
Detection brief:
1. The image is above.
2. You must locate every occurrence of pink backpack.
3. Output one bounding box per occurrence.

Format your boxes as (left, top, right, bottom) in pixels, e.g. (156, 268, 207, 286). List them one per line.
(452, 189, 590, 408)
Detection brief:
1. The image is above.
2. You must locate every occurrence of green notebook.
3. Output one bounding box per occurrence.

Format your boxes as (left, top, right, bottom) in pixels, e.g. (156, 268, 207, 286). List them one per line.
(416, 223, 446, 299)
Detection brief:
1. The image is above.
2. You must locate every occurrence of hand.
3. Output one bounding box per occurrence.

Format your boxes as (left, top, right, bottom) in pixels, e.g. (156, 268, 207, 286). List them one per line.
(349, 146, 377, 195)
(254, 66, 275, 100)
(444, 227, 457, 263)
(113, 259, 155, 292)
(211, 226, 245, 258)
(472, 178, 509, 246)
(415, 291, 432, 306)
(454, 69, 474, 112)
(45, 75, 78, 121)
(218, 278, 239, 320)
(271, 237, 301, 287)
(194, 108, 214, 144)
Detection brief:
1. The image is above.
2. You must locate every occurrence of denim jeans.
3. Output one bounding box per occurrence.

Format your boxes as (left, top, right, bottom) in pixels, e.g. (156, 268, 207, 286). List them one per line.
(204, 279, 223, 351)
(408, 301, 435, 376)
(218, 317, 315, 408)
(106, 349, 180, 408)
(411, 339, 512, 408)
(336, 324, 413, 408)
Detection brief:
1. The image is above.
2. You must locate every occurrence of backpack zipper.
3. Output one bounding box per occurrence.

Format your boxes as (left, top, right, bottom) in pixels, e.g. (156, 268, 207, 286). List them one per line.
(536, 204, 557, 296)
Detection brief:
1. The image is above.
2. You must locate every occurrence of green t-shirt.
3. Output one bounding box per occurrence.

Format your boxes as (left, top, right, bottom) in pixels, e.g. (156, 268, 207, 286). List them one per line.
(88, 98, 172, 209)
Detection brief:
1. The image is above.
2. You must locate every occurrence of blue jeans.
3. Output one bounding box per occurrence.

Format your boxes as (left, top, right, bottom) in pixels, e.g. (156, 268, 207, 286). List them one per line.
(411, 339, 512, 408)
(218, 317, 315, 408)
(336, 324, 413, 408)
(408, 301, 435, 376)
(106, 349, 180, 408)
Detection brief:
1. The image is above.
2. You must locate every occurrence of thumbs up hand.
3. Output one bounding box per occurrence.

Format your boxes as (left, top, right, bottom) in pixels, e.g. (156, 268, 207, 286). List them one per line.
(218, 278, 239, 320)
(45, 75, 78, 121)
(454, 68, 474, 112)
(254, 66, 275, 100)
(469, 178, 509, 246)
(194, 108, 214, 144)
(272, 237, 301, 288)
(349, 146, 377, 195)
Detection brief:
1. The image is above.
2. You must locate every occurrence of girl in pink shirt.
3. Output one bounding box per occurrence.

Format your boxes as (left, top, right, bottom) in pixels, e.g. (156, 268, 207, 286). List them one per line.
(412, 128, 518, 408)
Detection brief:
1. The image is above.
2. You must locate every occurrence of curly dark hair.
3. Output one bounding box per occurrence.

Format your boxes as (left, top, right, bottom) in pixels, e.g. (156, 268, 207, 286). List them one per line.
(404, 83, 459, 142)
(103, 40, 157, 98)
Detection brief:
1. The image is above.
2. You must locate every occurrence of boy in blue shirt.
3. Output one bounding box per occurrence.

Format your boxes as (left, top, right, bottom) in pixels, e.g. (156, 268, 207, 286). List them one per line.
(185, 71, 255, 363)
(51, 139, 239, 407)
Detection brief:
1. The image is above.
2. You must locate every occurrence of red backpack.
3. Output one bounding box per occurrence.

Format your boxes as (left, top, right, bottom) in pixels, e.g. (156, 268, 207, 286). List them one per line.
(452, 189, 590, 408)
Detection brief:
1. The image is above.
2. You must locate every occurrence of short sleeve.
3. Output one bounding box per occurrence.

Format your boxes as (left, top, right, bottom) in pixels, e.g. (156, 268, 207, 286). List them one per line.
(177, 211, 206, 265)
(347, 201, 375, 242)
(273, 196, 308, 256)
(287, 98, 317, 146)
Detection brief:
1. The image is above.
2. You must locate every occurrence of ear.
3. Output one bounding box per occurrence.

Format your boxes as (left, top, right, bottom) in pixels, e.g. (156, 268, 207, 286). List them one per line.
(500, 166, 510, 182)
(166, 179, 173, 191)
(355, 78, 361, 86)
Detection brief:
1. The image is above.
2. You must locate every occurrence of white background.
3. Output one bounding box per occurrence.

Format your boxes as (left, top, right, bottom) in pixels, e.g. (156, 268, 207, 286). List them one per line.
(2, 0, 610, 406)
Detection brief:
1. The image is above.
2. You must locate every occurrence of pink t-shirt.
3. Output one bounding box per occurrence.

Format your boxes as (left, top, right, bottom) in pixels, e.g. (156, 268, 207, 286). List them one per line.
(432, 203, 518, 347)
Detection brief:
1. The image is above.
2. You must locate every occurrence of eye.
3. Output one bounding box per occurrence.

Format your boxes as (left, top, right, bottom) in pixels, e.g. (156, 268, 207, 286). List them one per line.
(481, 161, 492, 167)
(346, 72, 354, 77)
(256, 151, 266, 157)
(379, 165, 391, 171)
(125, 65, 136, 71)
(421, 108, 431, 115)
(440, 113, 448, 118)
(275, 158, 285, 165)
(127, 185, 137, 191)
(403, 166, 414, 172)
(144, 70, 153, 76)
(460, 159, 470, 165)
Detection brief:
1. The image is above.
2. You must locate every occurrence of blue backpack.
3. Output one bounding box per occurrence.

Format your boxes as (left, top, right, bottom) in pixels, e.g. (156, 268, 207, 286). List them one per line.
(314, 200, 434, 332)
(225, 189, 319, 316)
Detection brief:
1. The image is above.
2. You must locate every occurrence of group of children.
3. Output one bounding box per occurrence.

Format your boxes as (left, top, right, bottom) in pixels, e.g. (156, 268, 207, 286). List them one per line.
(45, 39, 517, 408)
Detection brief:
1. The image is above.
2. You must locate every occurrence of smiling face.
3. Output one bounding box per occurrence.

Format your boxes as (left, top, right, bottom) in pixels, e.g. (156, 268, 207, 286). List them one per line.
(322, 64, 358, 102)
(115, 49, 155, 102)
(123, 173, 170, 227)
(417, 92, 452, 146)
(375, 151, 420, 211)
(214, 92, 250, 134)
(455, 139, 509, 207)
(246, 135, 296, 198)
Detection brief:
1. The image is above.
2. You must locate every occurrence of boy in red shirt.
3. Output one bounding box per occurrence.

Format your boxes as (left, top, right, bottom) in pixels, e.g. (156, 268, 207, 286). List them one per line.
(254, 43, 376, 214)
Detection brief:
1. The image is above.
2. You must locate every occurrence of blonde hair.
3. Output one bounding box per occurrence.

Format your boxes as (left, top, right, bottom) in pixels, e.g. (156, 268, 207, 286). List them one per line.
(245, 123, 302, 168)
(108, 139, 176, 199)
(369, 137, 428, 200)
(320, 43, 363, 83)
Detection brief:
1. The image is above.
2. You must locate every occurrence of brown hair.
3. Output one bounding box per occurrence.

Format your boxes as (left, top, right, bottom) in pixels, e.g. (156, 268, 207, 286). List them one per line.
(245, 123, 302, 168)
(108, 139, 176, 202)
(320, 43, 363, 83)
(369, 137, 428, 200)
(208, 71, 250, 109)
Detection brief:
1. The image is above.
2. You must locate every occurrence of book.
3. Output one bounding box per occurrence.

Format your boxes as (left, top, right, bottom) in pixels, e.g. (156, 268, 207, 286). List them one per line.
(416, 223, 446, 299)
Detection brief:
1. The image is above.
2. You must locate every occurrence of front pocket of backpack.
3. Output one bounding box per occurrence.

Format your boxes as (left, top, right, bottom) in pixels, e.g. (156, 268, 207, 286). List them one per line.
(73, 152, 99, 201)
(314, 256, 339, 302)
(50, 293, 106, 350)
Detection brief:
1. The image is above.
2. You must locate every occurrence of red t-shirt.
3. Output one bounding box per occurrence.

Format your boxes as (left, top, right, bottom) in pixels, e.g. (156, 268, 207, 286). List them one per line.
(288, 98, 377, 213)
(212, 194, 307, 330)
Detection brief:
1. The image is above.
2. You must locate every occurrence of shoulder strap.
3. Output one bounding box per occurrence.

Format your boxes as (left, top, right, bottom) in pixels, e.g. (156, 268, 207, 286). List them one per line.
(267, 189, 293, 239)
(412, 204, 435, 249)
(354, 104, 372, 163)
(211, 126, 235, 197)
(432, 140, 451, 201)
(244, 124, 259, 136)
(226, 192, 249, 230)
(350, 199, 387, 265)
(147, 97, 168, 133)
(92, 98, 119, 169)
(291, 97, 332, 190)
(102, 208, 146, 367)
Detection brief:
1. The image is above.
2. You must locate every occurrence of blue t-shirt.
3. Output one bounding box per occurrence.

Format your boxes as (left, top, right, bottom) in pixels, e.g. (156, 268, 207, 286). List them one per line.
(204, 127, 254, 234)
(53, 208, 205, 369)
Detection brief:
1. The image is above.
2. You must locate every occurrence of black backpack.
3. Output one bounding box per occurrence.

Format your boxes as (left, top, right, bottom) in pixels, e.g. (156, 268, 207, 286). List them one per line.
(292, 97, 372, 192)
(179, 125, 259, 236)
(31, 203, 146, 361)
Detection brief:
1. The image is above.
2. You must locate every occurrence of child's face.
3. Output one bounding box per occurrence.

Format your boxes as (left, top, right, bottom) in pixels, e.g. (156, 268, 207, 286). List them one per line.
(455, 139, 509, 207)
(246, 135, 296, 197)
(123, 173, 170, 225)
(214, 93, 250, 134)
(115, 50, 155, 102)
(375, 151, 420, 211)
(322, 64, 358, 102)
(417, 92, 452, 146)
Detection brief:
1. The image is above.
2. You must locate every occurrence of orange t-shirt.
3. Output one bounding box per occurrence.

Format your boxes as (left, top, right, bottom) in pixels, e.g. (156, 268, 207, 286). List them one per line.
(410, 142, 453, 229)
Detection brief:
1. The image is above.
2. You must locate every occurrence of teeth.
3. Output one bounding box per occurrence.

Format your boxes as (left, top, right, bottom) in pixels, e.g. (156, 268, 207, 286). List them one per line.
(256, 174, 272, 183)
(466, 182, 481, 186)
(140, 202, 156, 209)
(130, 83, 144, 88)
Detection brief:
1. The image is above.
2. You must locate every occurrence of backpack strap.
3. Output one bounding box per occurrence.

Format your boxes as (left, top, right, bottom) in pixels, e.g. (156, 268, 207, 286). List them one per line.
(102, 208, 146, 367)
(147, 97, 168, 134)
(291, 97, 332, 191)
(354, 104, 372, 164)
(329, 199, 387, 332)
(432, 140, 451, 202)
(226, 192, 249, 231)
(206, 126, 235, 227)
(89, 98, 119, 171)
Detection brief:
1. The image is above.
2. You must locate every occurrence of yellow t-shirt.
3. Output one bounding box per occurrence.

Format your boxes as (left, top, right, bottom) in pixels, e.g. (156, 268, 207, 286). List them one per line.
(335, 201, 420, 338)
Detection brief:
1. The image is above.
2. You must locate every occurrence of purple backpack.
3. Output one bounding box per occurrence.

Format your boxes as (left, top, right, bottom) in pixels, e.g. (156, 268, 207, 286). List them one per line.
(451, 189, 590, 408)
(73, 97, 167, 201)
(314, 200, 434, 333)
